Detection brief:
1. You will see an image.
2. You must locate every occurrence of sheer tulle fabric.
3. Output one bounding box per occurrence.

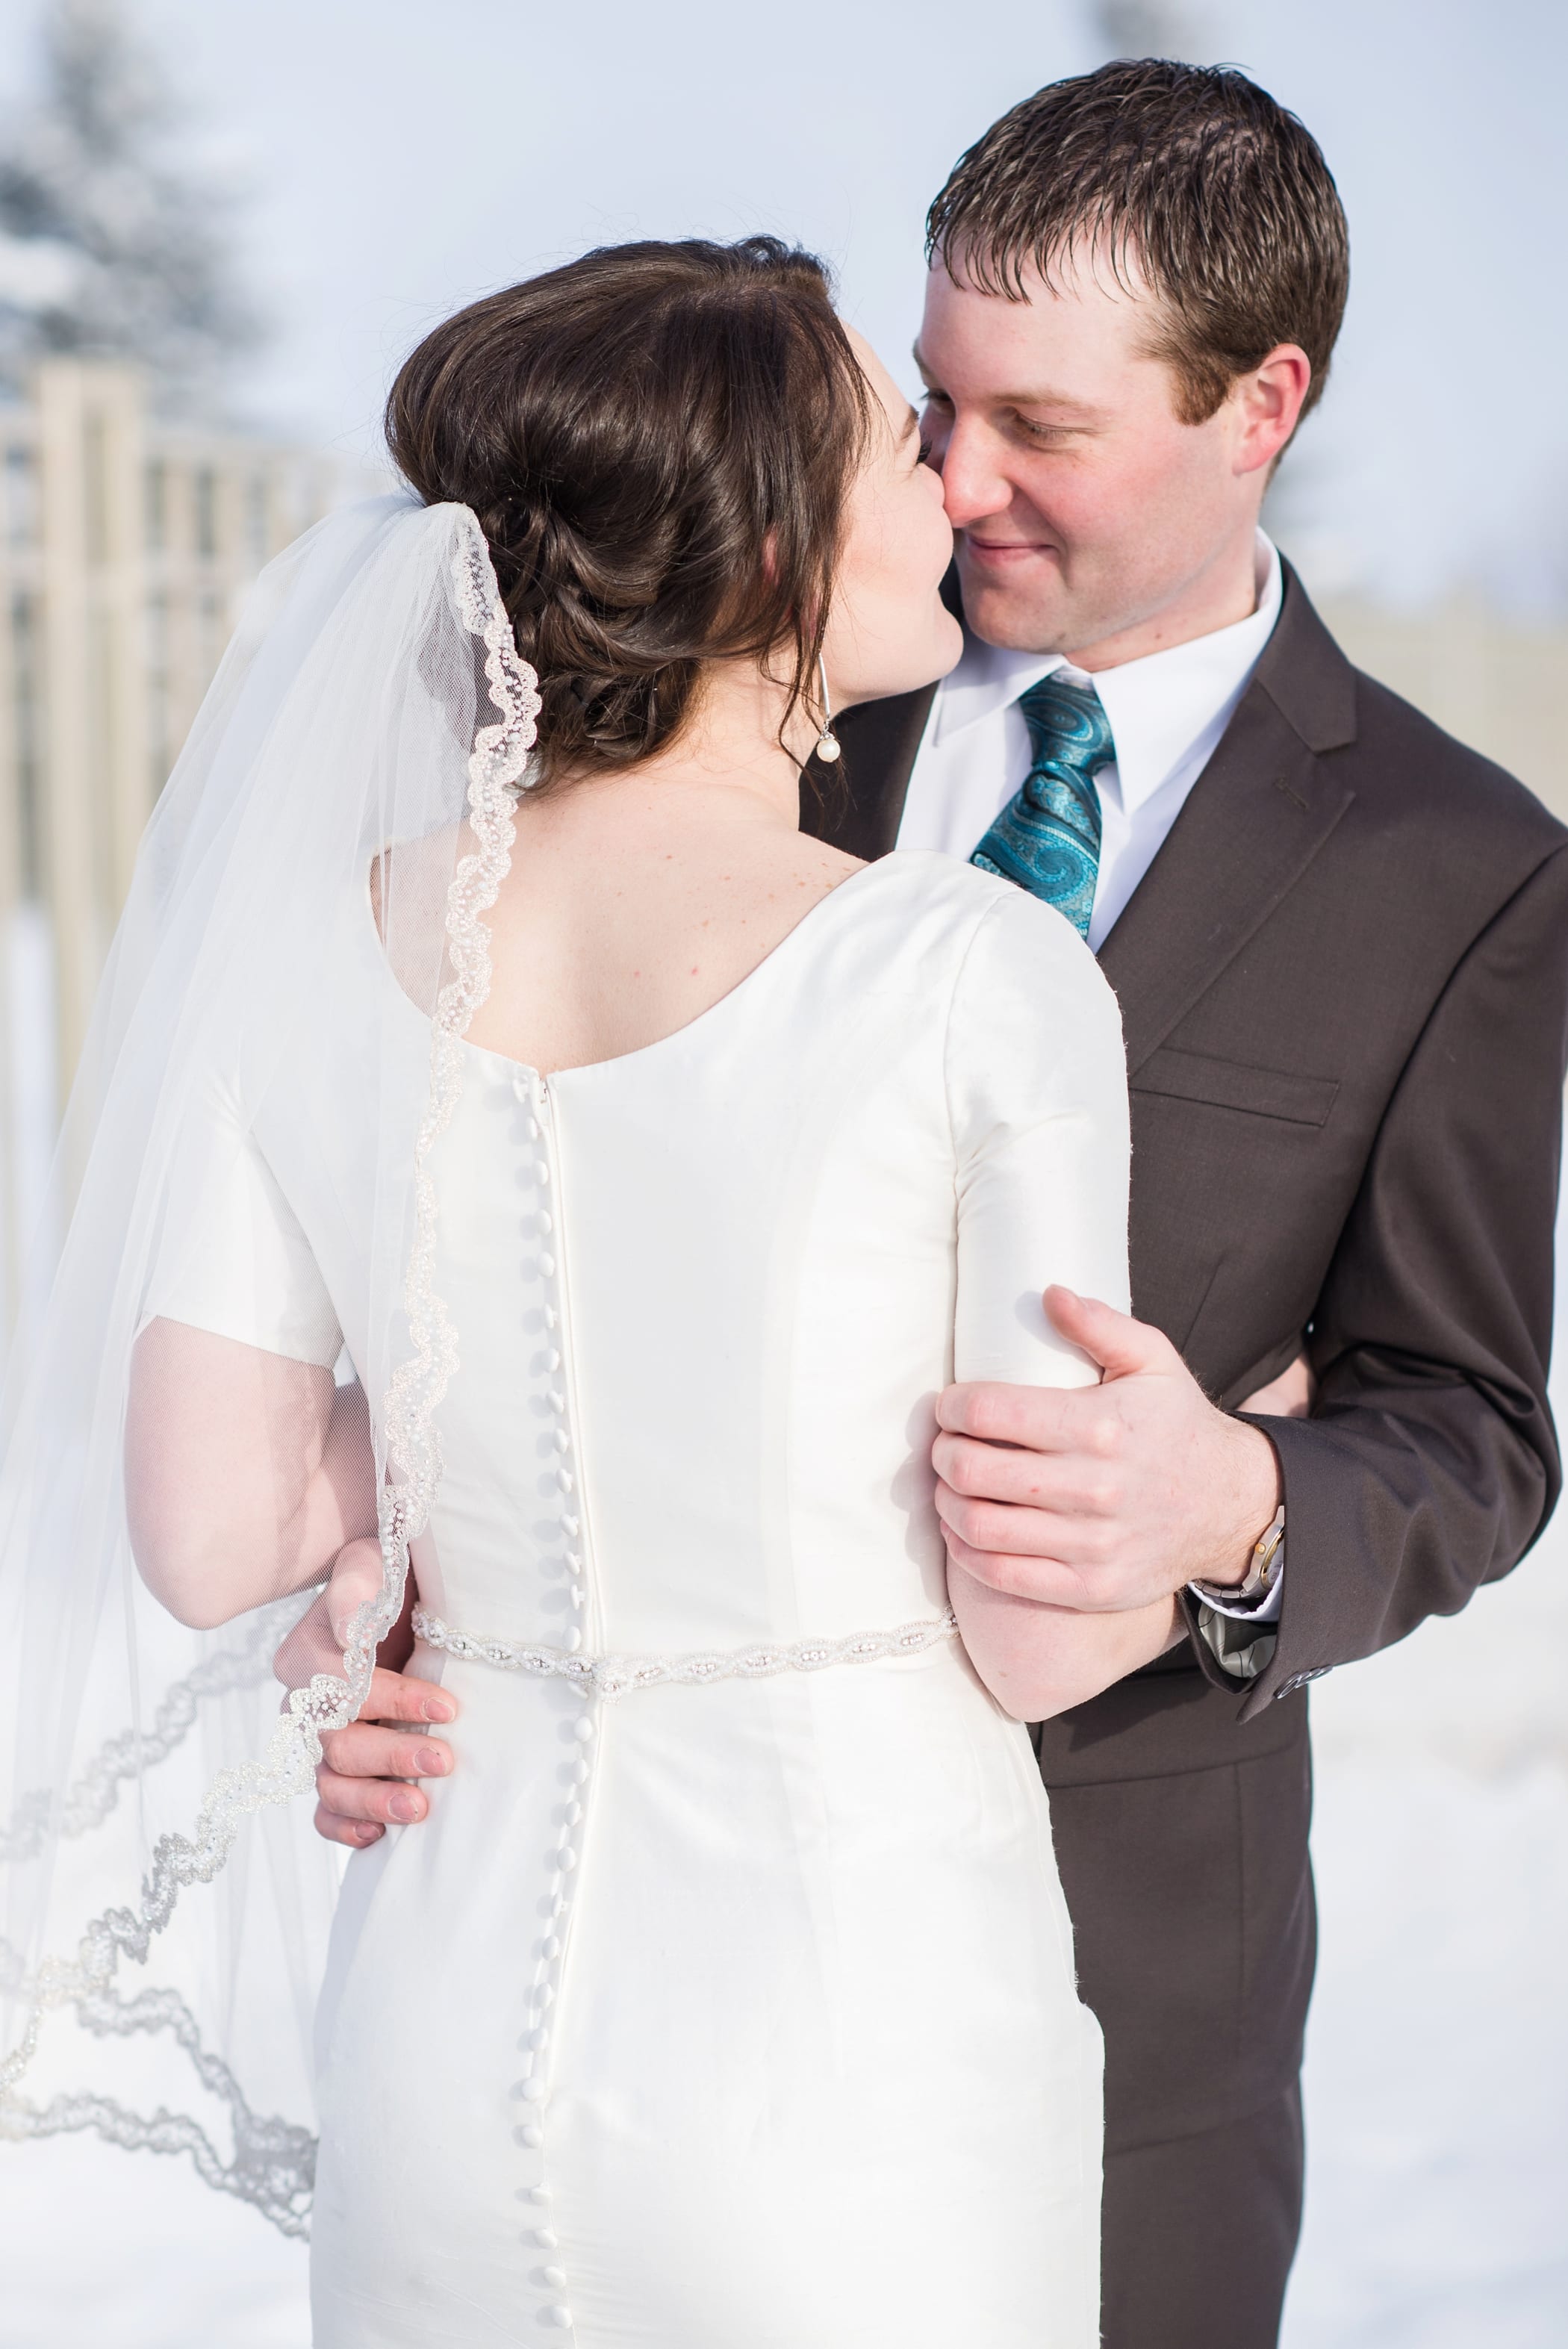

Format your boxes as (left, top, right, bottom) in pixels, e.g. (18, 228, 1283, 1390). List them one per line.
(0, 496, 539, 2229)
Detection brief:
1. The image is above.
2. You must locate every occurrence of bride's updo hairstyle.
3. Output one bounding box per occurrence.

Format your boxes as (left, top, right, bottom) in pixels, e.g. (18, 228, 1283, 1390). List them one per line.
(387, 236, 872, 785)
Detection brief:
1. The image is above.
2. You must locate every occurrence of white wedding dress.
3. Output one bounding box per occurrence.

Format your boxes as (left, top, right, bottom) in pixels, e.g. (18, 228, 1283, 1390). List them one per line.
(154, 847, 1130, 2348)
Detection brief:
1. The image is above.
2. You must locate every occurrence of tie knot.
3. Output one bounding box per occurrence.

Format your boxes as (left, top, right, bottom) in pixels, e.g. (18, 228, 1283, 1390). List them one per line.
(1015, 673, 1116, 780)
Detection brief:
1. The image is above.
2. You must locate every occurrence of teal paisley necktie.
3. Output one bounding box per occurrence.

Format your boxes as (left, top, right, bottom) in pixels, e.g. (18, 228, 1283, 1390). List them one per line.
(970, 673, 1116, 939)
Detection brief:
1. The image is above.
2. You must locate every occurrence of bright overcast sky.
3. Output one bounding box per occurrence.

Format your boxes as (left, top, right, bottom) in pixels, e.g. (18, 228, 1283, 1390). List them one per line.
(3, 0, 1566, 612)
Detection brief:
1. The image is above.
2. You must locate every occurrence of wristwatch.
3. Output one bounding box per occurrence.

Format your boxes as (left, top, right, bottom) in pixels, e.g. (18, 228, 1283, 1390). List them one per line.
(1192, 1505, 1285, 1611)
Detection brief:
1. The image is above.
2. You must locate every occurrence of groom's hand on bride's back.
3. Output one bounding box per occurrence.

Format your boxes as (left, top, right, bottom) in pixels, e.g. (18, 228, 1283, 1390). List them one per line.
(933, 1287, 1285, 1612)
(274, 1540, 458, 1849)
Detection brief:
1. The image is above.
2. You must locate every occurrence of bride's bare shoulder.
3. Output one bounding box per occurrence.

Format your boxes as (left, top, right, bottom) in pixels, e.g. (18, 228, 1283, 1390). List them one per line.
(735, 833, 864, 911)
(676, 833, 866, 962)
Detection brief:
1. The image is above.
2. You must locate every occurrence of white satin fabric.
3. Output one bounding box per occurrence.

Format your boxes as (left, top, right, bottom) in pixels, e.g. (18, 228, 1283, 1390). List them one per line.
(164, 848, 1131, 2348)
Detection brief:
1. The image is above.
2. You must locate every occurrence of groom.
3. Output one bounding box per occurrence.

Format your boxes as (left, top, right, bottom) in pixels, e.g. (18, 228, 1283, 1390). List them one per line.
(311, 62, 1568, 2349)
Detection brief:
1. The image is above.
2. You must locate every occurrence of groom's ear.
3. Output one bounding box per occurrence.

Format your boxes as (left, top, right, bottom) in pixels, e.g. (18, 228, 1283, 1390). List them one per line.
(1228, 345, 1313, 478)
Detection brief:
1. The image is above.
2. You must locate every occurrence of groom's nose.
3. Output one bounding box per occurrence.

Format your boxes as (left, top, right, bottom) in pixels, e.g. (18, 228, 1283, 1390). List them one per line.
(936, 417, 1021, 533)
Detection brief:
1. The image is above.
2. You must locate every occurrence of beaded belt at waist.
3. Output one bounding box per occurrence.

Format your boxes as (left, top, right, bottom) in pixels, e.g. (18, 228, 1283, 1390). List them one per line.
(411, 1605, 959, 1702)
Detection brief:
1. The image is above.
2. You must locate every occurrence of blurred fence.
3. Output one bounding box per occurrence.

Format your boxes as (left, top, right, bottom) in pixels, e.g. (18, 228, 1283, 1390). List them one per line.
(0, 358, 358, 1317)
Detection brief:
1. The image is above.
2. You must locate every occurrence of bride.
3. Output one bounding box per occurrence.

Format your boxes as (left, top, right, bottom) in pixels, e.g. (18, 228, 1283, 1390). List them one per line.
(3, 236, 1173, 2345)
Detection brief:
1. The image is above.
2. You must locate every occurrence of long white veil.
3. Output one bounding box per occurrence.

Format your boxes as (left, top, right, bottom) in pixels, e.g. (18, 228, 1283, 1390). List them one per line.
(0, 494, 539, 2230)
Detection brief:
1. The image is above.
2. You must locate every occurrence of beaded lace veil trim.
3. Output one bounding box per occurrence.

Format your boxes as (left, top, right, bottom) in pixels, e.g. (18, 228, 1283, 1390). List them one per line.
(0, 1596, 299, 1864)
(0, 513, 539, 2235)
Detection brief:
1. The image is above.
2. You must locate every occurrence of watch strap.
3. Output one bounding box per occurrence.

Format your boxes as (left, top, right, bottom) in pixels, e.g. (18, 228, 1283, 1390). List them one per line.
(1192, 1503, 1285, 1610)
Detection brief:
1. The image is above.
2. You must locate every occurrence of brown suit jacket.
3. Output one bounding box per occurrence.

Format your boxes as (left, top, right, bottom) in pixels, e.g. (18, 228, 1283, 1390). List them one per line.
(803, 564, 1568, 2151)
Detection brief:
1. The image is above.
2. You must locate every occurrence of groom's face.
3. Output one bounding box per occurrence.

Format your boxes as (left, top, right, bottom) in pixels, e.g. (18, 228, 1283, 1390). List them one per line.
(915, 250, 1258, 665)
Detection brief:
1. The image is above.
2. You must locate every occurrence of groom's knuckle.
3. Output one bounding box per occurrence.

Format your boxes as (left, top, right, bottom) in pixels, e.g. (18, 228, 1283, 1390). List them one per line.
(948, 1494, 986, 1543)
(962, 1392, 996, 1440)
(943, 1443, 980, 1495)
(970, 1388, 1015, 1443)
(959, 1491, 988, 1534)
(314, 1770, 355, 1816)
(1086, 1413, 1122, 1461)
(979, 1502, 1018, 1549)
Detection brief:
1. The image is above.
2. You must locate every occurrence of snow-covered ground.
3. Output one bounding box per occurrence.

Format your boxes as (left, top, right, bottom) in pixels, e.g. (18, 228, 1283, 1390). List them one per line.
(1279, 1182, 1568, 2349)
(5, 1270, 1567, 2346)
(1283, 1575, 1568, 2347)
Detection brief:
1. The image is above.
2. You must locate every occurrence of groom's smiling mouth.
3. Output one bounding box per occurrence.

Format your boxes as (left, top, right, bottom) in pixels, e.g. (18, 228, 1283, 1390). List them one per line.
(962, 534, 1062, 566)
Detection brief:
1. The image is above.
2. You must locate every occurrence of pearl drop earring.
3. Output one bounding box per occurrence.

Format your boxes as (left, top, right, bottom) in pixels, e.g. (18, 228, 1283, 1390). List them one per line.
(815, 656, 841, 765)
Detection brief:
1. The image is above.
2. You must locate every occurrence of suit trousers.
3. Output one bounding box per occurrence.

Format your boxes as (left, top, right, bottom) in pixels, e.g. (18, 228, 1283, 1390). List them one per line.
(1101, 2084, 1304, 2348)
(1036, 1666, 1316, 2348)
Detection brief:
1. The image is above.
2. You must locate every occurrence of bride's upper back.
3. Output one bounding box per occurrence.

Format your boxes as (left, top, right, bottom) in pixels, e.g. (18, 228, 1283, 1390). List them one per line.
(467, 782, 861, 1077)
(382, 234, 959, 1075)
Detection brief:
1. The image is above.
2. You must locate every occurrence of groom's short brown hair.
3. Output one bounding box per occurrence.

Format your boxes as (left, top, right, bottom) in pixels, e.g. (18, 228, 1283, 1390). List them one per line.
(926, 60, 1349, 427)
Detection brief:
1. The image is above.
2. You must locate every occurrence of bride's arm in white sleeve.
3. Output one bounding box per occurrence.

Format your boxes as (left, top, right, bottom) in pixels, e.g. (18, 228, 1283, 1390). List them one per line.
(126, 1327, 376, 1631)
(945, 890, 1176, 1721)
(124, 1079, 376, 1630)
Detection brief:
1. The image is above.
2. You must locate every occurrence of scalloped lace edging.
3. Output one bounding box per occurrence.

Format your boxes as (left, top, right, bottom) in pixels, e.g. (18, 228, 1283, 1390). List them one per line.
(0, 508, 541, 2235)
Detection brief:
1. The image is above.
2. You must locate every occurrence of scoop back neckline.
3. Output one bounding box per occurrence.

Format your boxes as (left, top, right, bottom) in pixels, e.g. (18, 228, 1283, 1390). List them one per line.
(363, 847, 956, 1088)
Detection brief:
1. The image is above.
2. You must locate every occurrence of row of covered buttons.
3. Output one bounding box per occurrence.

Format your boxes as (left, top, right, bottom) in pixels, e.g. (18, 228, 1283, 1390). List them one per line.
(511, 1068, 591, 2334)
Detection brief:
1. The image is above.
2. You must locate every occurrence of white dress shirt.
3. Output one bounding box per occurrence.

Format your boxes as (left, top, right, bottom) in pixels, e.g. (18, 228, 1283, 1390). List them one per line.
(898, 533, 1287, 1636)
(897, 535, 1283, 952)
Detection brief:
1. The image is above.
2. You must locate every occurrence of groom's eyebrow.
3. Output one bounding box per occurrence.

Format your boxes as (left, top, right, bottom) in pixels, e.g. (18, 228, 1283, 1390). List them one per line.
(911, 342, 1103, 419)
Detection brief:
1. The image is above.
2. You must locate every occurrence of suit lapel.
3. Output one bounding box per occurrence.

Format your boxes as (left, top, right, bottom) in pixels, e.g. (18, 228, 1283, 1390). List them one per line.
(801, 683, 935, 857)
(1098, 570, 1358, 1076)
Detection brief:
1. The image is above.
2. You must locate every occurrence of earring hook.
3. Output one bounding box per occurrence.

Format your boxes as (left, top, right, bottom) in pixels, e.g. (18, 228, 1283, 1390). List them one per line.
(815, 655, 841, 765)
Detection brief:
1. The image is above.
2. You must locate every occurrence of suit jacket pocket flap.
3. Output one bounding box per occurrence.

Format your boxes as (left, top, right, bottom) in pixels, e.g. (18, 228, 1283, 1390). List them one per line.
(1131, 1045, 1339, 1127)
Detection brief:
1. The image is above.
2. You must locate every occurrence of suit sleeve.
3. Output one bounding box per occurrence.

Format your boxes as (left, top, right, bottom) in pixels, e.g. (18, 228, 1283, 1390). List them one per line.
(1190, 842, 1568, 1720)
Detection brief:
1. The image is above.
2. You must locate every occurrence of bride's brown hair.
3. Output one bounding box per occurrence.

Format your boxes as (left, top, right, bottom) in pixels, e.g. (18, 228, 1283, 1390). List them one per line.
(387, 237, 871, 787)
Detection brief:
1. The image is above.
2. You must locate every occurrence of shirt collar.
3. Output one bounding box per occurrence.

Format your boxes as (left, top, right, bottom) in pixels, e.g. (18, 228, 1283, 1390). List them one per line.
(931, 534, 1283, 812)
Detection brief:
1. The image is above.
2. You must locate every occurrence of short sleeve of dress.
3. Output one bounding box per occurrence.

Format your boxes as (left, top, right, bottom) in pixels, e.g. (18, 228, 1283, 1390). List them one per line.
(946, 886, 1132, 1391)
(143, 1071, 343, 1369)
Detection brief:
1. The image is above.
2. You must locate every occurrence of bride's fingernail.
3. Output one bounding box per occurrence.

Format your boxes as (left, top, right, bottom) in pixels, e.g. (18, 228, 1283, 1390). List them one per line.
(422, 1696, 455, 1722)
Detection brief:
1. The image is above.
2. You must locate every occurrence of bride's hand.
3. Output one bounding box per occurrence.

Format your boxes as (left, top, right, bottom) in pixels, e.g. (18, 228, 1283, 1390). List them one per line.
(273, 1539, 457, 1849)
